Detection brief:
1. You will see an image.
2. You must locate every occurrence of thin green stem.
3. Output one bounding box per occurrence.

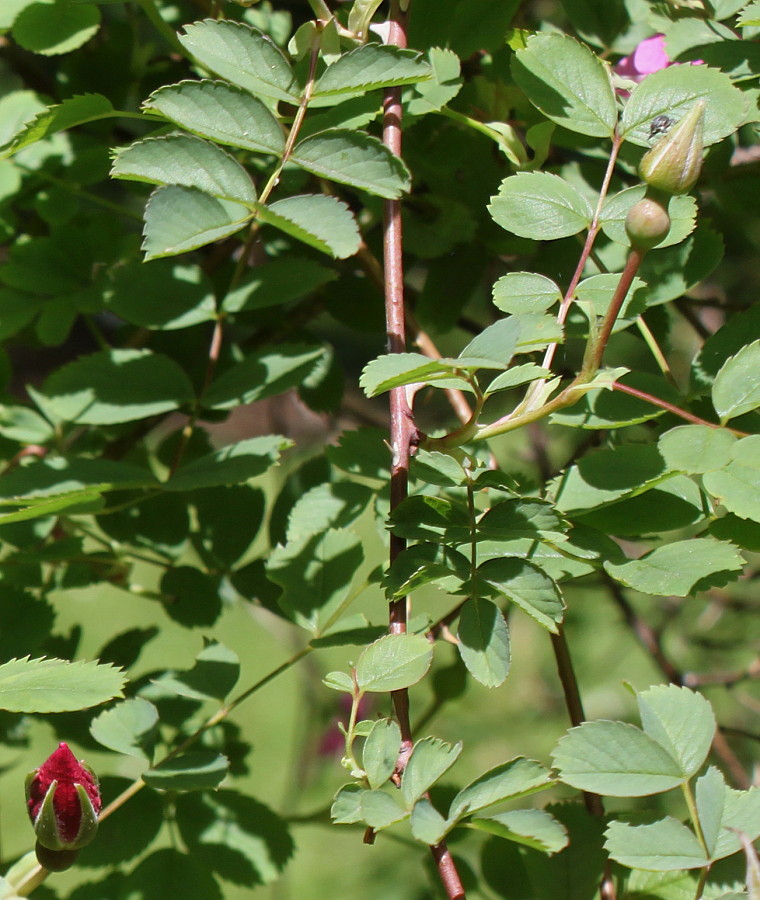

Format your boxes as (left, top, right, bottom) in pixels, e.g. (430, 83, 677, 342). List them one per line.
(682, 780, 709, 856)
(636, 316, 675, 383)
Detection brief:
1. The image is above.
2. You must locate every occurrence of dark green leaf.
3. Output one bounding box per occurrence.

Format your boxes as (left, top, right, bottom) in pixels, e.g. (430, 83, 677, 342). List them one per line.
(165, 435, 291, 491)
(312, 44, 431, 98)
(256, 194, 360, 259)
(489, 172, 592, 240)
(457, 598, 510, 688)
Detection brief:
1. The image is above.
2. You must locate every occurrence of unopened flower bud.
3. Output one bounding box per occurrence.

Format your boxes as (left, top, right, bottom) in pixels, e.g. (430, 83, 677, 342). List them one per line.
(639, 101, 705, 195)
(625, 195, 671, 250)
(26, 743, 101, 859)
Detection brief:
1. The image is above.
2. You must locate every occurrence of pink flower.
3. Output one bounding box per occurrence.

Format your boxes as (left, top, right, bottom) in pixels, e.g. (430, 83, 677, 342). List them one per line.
(26, 743, 101, 852)
(616, 34, 702, 84)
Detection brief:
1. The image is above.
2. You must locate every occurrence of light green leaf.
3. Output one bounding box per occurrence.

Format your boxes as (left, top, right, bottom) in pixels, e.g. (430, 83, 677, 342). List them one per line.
(470, 808, 569, 854)
(355, 633, 433, 693)
(291, 129, 410, 199)
(637, 684, 716, 779)
(401, 737, 462, 807)
(312, 43, 431, 98)
(143, 751, 229, 792)
(512, 33, 618, 138)
(712, 341, 760, 422)
(267, 528, 364, 634)
(112, 134, 256, 205)
(477, 558, 565, 633)
(383, 542, 469, 600)
(600, 186, 697, 249)
(347, 0, 384, 39)
(552, 720, 684, 796)
(90, 697, 159, 760)
(323, 671, 354, 693)
(456, 598, 511, 688)
(0, 405, 53, 443)
(489, 172, 592, 240)
(12, 0, 100, 55)
(739, 0, 760, 25)
(256, 194, 360, 259)
(0, 657, 125, 713)
(1, 93, 113, 158)
(659, 425, 737, 474)
(178, 19, 298, 103)
(41, 348, 195, 424)
(449, 757, 554, 822)
(407, 47, 462, 116)
(204, 344, 326, 409)
(492, 272, 562, 316)
(621, 64, 747, 148)
(460, 317, 522, 364)
(104, 260, 216, 331)
(477, 498, 567, 542)
(605, 818, 708, 870)
(604, 538, 745, 597)
(331, 784, 364, 823)
(143, 80, 285, 155)
(486, 363, 552, 394)
(696, 766, 726, 859)
(410, 798, 449, 845)
(363, 719, 401, 790)
(713, 782, 760, 863)
(703, 436, 760, 523)
(142, 185, 252, 260)
(360, 790, 408, 830)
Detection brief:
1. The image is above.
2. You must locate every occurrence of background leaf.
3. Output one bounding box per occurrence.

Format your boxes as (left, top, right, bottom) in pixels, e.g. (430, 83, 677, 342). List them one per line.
(0, 657, 125, 713)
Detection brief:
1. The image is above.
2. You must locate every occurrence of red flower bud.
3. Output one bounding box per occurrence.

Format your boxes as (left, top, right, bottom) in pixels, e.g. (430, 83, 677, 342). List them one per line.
(26, 743, 101, 854)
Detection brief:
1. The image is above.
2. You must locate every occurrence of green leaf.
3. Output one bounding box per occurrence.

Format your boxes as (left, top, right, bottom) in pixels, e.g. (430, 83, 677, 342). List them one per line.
(410, 798, 449, 845)
(637, 684, 716, 779)
(89, 697, 159, 761)
(460, 317, 522, 364)
(620, 64, 747, 148)
(323, 671, 354, 693)
(1, 93, 113, 158)
(360, 353, 479, 398)
(383, 543, 470, 600)
(221, 256, 336, 314)
(489, 172, 592, 241)
(551, 372, 680, 430)
(167, 436, 285, 489)
(692, 305, 760, 393)
(456, 598, 511, 688)
(285, 482, 373, 545)
(600, 186, 697, 249)
(143, 80, 285, 155)
(363, 718, 401, 790)
(40, 348, 194, 424)
(739, 0, 760, 24)
(712, 782, 760, 863)
(552, 444, 668, 514)
(0, 657, 125, 713)
(387, 495, 471, 544)
(104, 260, 216, 331)
(604, 538, 745, 597)
(157, 642, 240, 702)
(347, 0, 384, 38)
(492, 272, 562, 316)
(477, 498, 567, 542)
(485, 363, 552, 395)
(659, 425, 737, 474)
(178, 19, 298, 103)
(267, 528, 364, 634)
(712, 341, 760, 422)
(111, 134, 256, 205)
(401, 737, 462, 807)
(143, 752, 229, 792)
(203, 345, 326, 410)
(142, 185, 252, 260)
(476, 558, 565, 633)
(605, 818, 708, 870)
(312, 43, 431, 98)
(703, 436, 760, 523)
(449, 757, 554, 822)
(121, 848, 222, 900)
(471, 809, 569, 854)
(696, 766, 726, 859)
(511, 33, 617, 138)
(355, 633, 433, 693)
(0, 405, 52, 443)
(552, 721, 684, 796)
(291, 130, 410, 199)
(12, 0, 100, 55)
(256, 194, 360, 259)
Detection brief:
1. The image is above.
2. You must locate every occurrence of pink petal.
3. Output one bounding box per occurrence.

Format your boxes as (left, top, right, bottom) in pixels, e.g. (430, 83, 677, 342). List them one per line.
(632, 34, 671, 74)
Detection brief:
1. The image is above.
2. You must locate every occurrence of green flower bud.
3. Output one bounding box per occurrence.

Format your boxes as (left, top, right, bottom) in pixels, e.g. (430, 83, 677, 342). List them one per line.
(625, 195, 671, 250)
(639, 101, 705, 195)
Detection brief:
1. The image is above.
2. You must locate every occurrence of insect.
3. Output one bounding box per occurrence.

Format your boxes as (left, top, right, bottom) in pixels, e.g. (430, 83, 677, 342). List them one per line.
(648, 114, 676, 142)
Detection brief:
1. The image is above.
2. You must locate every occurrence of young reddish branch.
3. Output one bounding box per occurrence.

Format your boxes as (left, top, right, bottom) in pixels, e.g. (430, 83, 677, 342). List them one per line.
(382, 4, 466, 898)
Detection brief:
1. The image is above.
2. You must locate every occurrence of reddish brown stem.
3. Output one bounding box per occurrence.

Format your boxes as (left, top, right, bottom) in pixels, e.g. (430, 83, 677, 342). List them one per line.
(611, 381, 748, 435)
